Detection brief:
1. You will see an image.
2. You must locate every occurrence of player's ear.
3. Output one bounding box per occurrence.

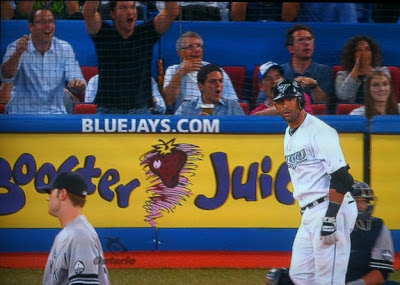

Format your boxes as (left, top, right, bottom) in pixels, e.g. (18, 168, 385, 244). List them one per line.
(59, 188, 68, 201)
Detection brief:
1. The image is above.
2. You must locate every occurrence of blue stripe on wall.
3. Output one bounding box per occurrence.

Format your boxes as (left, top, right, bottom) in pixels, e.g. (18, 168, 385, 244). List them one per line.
(0, 115, 367, 134)
(1, 228, 399, 253)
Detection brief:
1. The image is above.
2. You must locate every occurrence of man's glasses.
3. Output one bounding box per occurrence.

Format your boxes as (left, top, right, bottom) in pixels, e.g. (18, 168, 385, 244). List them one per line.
(294, 37, 315, 45)
(181, 43, 204, 50)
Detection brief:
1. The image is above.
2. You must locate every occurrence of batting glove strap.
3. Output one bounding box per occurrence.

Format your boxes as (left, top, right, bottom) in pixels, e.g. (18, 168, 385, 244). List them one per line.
(321, 217, 337, 235)
(320, 217, 338, 245)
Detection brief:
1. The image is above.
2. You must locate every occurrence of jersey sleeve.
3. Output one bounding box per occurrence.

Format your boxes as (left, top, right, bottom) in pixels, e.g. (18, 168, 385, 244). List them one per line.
(67, 231, 103, 284)
(370, 224, 395, 274)
(312, 125, 347, 174)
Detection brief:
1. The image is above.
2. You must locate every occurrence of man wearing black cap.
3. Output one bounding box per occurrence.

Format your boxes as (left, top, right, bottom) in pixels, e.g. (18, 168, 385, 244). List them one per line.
(273, 79, 357, 285)
(38, 172, 111, 285)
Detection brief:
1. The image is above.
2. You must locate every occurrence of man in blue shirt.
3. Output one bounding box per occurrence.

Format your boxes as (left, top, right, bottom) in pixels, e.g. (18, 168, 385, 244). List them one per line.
(1, 7, 86, 114)
(281, 24, 335, 113)
(174, 64, 244, 116)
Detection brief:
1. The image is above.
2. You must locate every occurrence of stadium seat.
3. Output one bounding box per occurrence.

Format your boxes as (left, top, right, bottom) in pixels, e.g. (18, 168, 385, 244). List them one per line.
(311, 104, 327, 115)
(222, 66, 246, 101)
(0, 104, 5, 114)
(240, 101, 249, 115)
(336, 104, 363, 115)
(81, 66, 99, 82)
(73, 103, 97, 114)
(333, 65, 400, 101)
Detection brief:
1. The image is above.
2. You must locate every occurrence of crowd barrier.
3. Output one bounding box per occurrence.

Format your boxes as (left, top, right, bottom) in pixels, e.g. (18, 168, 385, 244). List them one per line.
(0, 114, 399, 255)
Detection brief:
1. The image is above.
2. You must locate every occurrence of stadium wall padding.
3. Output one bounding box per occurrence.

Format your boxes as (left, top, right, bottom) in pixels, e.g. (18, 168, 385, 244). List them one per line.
(0, 115, 399, 253)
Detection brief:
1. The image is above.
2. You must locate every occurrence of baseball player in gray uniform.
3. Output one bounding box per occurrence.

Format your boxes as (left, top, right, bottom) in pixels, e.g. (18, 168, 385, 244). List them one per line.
(38, 172, 111, 285)
(273, 79, 358, 285)
(347, 180, 397, 285)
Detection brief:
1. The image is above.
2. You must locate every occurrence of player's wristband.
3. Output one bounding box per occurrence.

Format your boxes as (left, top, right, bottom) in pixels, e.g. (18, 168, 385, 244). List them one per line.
(347, 279, 366, 285)
(325, 201, 341, 218)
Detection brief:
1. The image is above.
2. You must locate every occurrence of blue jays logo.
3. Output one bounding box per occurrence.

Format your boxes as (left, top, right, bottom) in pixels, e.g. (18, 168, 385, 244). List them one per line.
(285, 149, 307, 170)
(276, 83, 290, 94)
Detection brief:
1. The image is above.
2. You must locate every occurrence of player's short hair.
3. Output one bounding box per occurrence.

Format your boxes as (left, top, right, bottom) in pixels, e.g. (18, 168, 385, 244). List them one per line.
(68, 192, 86, 207)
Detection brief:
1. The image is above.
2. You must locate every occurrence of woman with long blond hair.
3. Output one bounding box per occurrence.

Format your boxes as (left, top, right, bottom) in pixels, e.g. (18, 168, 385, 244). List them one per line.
(350, 70, 399, 120)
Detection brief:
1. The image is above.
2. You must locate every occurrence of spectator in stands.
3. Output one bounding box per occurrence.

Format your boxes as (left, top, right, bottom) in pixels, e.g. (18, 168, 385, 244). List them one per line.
(96, 1, 159, 21)
(1, 1, 16, 19)
(85, 75, 167, 114)
(280, 24, 334, 112)
(163, 31, 238, 113)
(83, 1, 178, 114)
(251, 61, 313, 115)
(349, 71, 400, 119)
(15, 1, 83, 20)
(297, 2, 358, 23)
(0, 80, 80, 114)
(346, 180, 397, 285)
(335, 35, 391, 105)
(156, 2, 228, 21)
(174, 64, 244, 115)
(230, 2, 300, 22)
(0, 7, 86, 114)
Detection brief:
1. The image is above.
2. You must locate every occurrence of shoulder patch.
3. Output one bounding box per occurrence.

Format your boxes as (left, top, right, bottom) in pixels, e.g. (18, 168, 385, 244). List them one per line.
(74, 260, 85, 274)
(381, 249, 393, 262)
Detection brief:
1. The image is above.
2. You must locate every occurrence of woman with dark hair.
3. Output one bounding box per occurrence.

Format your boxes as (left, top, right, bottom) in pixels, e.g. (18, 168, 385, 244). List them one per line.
(350, 70, 399, 120)
(335, 35, 391, 104)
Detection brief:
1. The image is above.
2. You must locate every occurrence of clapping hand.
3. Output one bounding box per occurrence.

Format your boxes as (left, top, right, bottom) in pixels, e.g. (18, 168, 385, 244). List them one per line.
(16, 35, 30, 56)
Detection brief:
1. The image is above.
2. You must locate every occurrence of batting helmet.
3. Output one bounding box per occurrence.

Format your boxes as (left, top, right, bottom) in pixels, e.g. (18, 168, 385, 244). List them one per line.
(351, 180, 377, 230)
(273, 79, 306, 109)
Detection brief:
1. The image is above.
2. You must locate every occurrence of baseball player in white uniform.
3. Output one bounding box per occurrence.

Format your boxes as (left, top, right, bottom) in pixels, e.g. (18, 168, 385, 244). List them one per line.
(37, 172, 111, 285)
(273, 79, 358, 285)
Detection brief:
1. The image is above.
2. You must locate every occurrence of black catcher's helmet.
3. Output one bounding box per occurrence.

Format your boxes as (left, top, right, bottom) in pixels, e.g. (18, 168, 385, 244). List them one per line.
(351, 180, 377, 230)
(273, 79, 306, 109)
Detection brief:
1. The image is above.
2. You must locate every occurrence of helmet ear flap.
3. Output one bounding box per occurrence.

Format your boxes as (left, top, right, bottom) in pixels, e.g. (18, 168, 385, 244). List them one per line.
(298, 96, 306, 109)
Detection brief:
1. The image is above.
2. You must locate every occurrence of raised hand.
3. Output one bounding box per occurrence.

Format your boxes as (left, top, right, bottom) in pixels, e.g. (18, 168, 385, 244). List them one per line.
(16, 35, 30, 56)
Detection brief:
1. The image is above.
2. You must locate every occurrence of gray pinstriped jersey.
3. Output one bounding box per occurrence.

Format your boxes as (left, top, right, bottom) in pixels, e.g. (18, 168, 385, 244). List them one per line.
(42, 215, 110, 285)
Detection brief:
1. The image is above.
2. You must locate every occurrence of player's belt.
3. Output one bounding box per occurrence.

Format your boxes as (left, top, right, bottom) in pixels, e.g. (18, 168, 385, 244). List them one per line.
(301, 195, 329, 213)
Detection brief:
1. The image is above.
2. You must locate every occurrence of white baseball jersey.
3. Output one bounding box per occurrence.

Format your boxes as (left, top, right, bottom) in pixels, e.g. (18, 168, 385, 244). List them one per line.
(283, 113, 347, 208)
(43, 215, 110, 285)
(283, 113, 358, 285)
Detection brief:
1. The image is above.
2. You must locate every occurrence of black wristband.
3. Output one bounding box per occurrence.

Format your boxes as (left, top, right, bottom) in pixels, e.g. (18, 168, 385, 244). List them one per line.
(325, 201, 341, 218)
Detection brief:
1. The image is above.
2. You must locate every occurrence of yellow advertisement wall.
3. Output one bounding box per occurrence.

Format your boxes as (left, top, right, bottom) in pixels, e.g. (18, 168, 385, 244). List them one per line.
(0, 133, 364, 229)
(370, 134, 400, 229)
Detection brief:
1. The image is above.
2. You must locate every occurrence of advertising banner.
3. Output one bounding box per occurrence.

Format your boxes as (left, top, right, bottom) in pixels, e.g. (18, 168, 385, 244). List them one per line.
(0, 133, 364, 229)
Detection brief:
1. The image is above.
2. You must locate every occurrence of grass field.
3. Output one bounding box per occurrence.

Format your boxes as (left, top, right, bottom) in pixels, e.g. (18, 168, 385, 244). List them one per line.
(0, 268, 399, 285)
